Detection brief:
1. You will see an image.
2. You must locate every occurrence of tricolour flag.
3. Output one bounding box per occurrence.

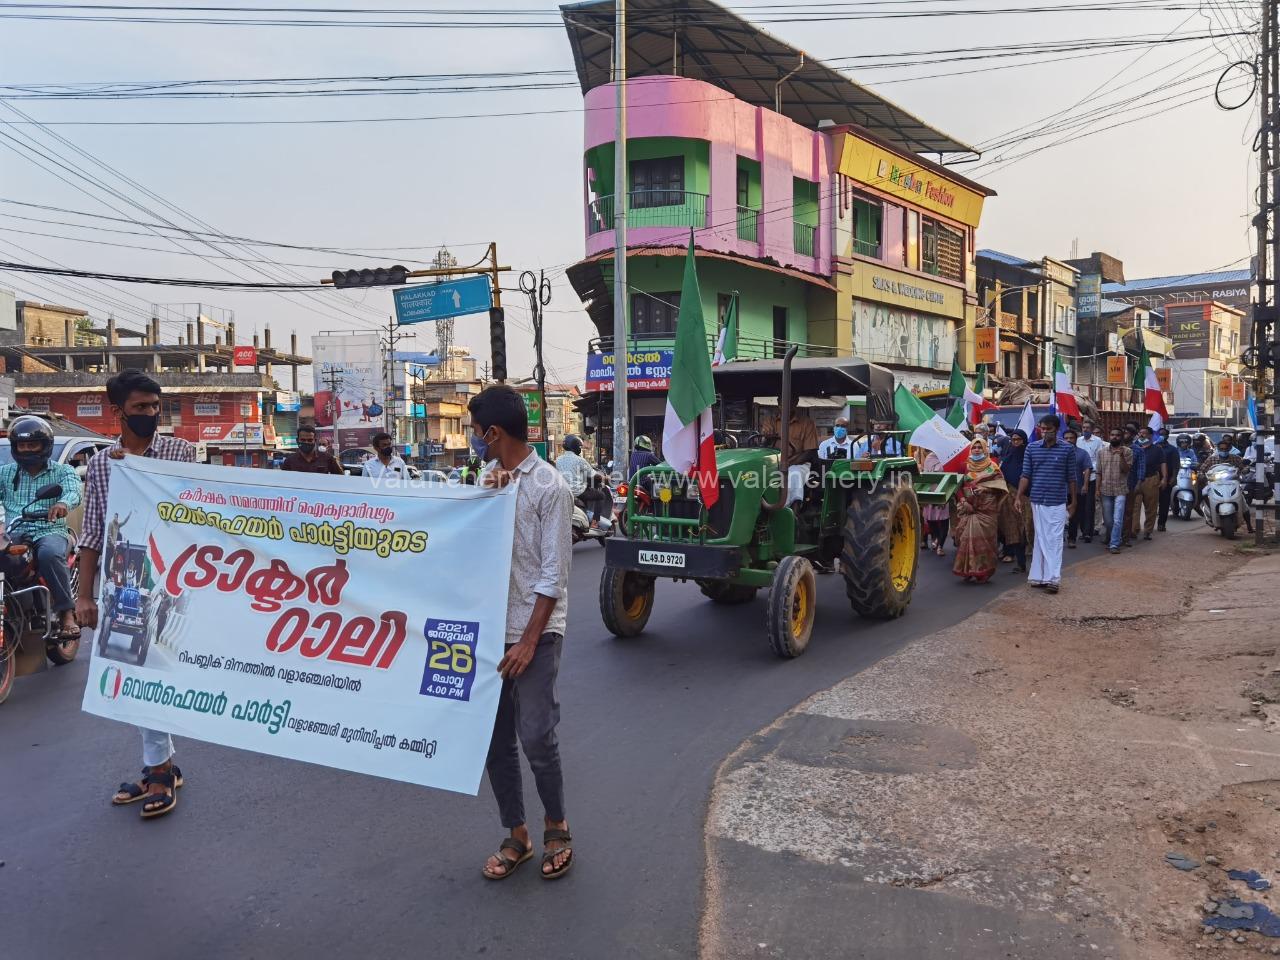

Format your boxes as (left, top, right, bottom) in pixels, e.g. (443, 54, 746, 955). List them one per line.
(1052, 353, 1081, 420)
(661, 238, 720, 507)
(964, 364, 997, 425)
(712, 293, 738, 366)
(894, 384, 969, 471)
(1134, 344, 1168, 431)
(946, 354, 967, 428)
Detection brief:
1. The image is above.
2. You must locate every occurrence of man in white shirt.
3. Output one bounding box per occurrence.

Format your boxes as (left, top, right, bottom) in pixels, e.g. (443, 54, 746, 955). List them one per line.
(1075, 418, 1106, 540)
(362, 432, 408, 480)
(555, 435, 609, 526)
(818, 417, 854, 460)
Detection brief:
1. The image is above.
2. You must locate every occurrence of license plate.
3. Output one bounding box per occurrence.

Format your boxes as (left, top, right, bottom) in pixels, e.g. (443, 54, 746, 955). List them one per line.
(638, 549, 685, 569)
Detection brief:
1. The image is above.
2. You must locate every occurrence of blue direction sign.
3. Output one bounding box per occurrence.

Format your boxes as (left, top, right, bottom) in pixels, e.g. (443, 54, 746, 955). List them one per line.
(393, 275, 493, 325)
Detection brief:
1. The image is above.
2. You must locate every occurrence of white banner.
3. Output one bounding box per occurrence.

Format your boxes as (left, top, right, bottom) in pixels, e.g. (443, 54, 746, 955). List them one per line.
(312, 333, 384, 430)
(81, 457, 515, 795)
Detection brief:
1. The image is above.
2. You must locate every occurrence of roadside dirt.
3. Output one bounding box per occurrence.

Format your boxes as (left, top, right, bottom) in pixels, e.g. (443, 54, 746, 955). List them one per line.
(704, 527, 1280, 959)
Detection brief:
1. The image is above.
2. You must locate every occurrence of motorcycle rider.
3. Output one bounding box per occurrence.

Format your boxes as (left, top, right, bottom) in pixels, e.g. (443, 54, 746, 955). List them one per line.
(556, 435, 610, 527)
(0, 415, 83, 640)
(628, 435, 660, 480)
(1197, 438, 1247, 499)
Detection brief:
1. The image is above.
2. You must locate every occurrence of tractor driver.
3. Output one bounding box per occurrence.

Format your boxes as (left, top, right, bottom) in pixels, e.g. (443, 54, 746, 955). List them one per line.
(762, 396, 819, 461)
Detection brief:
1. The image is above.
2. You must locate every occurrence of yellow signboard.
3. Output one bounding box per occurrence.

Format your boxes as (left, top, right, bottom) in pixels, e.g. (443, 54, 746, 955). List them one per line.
(1217, 377, 1234, 399)
(1156, 368, 1172, 393)
(1232, 378, 1247, 401)
(1106, 356, 1127, 384)
(837, 132, 987, 228)
(975, 327, 998, 365)
(849, 262, 965, 320)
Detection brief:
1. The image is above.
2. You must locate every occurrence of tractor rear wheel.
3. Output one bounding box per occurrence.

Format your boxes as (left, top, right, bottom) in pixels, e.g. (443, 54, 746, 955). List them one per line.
(599, 567, 655, 638)
(842, 476, 920, 619)
(766, 555, 816, 659)
(698, 580, 758, 605)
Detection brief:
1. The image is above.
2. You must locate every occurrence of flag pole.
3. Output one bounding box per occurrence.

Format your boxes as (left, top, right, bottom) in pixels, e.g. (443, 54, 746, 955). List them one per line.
(610, 0, 630, 481)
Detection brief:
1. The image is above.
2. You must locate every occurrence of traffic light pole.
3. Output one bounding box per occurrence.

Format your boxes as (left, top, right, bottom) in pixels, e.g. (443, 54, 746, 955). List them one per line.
(611, 0, 630, 481)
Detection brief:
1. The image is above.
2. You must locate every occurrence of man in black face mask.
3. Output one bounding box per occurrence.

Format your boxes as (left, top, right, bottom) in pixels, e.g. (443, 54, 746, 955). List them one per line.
(77, 368, 195, 821)
(281, 424, 343, 474)
(362, 431, 407, 480)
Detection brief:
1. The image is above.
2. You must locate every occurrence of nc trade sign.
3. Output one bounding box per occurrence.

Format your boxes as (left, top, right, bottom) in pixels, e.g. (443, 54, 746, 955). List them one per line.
(585, 348, 673, 392)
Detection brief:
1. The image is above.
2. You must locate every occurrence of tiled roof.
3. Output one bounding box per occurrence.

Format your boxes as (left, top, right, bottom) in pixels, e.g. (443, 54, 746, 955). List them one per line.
(1102, 268, 1252, 294)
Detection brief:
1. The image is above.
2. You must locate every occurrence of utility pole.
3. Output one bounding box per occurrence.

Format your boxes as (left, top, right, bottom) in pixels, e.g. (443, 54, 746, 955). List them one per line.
(611, 0, 630, 479)
(1250, 0, 1280, 543)
(323, 365, 344, 455)
(521, 269, 552, 454)
(382, 313, 406, 439)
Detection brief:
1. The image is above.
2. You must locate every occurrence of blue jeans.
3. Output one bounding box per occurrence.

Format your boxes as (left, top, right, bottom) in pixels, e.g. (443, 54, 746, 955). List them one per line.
(1100, 494, 1127, 549)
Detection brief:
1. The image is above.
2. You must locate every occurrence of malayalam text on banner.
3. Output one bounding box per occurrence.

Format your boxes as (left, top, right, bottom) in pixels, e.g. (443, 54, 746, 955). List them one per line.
(81, 457, 515, 795)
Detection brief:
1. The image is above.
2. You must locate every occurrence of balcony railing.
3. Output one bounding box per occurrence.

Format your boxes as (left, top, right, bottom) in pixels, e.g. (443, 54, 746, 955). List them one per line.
(589, 334, 837, 363)
(793, 221, 817, 257)
(853, 238, 881, 259)
(587, 191, 709, 235)
(736, 206, 759, 243)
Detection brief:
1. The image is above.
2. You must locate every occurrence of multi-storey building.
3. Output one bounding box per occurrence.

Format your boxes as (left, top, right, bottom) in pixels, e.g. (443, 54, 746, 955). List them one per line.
(561, 0, 993, 450)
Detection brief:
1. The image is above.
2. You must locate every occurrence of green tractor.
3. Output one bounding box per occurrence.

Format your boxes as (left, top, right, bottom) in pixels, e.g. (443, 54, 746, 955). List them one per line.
(599, 351, 961, 658)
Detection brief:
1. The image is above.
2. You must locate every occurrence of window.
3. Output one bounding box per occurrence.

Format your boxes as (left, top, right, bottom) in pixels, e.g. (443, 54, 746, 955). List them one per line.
(160, 396, 181, 426)
(717, 293, 735, 326)
(630, 156, 683, 208)
(1067, 307, 1077, 335)
(630, 291, 681, 337)
(906, 210, 919, 270)
(921, 217, 963, 282)
(1055, 303, 1066, 334)
(737, 168, 749, 208)
(852, 195, 882, 259)
(882, 202, 905, 266)
(240, 403, 253, 418)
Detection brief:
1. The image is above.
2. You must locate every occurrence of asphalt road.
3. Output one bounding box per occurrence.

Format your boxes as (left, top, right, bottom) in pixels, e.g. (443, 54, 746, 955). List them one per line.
(2, 540, 1093, 960)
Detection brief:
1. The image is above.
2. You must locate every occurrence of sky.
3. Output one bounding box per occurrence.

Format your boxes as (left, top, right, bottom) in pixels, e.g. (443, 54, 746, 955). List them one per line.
(0, 1, 1261, 392)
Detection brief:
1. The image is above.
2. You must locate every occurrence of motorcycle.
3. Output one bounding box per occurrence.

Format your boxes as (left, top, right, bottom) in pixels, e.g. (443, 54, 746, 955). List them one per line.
(571, 498, 613, 547)
(1202, 464, 1251, 540)
(612, 480, 653, 538)
(1173, 456, 1199, 521)
(0, 482, 81, 705)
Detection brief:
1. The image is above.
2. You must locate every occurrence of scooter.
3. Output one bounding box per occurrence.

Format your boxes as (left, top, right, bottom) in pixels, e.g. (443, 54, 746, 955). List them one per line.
(1173, 456, 1199, 520)
(571, 500, 613, 547)
(1202, 463, 1251, 540)
(0, 482, 81, 705)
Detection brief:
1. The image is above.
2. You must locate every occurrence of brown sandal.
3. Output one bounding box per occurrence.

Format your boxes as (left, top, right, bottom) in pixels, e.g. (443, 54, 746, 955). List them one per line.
(541, 828, 573, 880)
(482, 837, 532, 881)
(112, 765, 184, 805)
(139, 767, 178, 819)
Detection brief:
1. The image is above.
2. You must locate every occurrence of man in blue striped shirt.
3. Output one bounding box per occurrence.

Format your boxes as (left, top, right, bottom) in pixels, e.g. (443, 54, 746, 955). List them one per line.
(1016, 413, 1077, 593)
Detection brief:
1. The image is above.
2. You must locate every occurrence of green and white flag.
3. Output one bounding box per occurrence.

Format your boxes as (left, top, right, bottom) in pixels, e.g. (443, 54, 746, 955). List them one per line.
(661, 238, 720, 506)
(713, 293, 738, 366)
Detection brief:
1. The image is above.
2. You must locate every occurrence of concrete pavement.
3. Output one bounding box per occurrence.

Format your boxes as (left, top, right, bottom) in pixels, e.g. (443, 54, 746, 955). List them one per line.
(4, 539, 1091, 960)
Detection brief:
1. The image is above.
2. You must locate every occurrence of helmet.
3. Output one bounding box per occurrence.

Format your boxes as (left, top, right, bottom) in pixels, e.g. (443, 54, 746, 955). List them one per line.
(634, 435, 654, 452)
(8, 415, 54, 470)
(1176, 434, 1191, 447)
(561, 434, 583, 455)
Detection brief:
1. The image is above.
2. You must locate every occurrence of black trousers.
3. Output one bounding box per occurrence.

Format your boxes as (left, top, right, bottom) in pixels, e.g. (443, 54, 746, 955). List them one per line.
(1068, 480, 1095, 541)
(1157, 484, 1173, 528)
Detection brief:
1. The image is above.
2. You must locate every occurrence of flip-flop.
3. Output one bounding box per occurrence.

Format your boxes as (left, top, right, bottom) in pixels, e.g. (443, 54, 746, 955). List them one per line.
(541, 828, 573, 880)
(482, 837, 532, 881)
(112, 765, 184, 805)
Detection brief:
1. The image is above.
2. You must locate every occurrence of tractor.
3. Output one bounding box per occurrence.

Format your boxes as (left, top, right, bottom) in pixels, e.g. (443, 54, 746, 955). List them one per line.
(599, 350, 961, 658)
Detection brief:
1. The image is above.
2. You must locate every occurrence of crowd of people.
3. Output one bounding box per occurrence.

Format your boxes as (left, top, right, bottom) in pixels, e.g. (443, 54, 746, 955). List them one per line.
(923, 415, 1262, 593)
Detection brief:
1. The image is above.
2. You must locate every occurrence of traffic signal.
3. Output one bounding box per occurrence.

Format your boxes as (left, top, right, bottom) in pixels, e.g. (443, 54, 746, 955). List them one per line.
(330, 265, 409, 289)
(489, 307, 508, 382)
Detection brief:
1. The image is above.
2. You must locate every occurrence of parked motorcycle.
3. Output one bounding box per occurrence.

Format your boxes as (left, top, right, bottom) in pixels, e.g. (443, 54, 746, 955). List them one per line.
(1173, 456, 1199, 520)
(0, 482, 81, 705)
(1202, 464, 1251, 540)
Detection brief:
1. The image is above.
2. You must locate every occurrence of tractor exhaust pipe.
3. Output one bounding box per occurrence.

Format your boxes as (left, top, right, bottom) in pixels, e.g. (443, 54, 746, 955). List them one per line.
(762, 345, 800, 513)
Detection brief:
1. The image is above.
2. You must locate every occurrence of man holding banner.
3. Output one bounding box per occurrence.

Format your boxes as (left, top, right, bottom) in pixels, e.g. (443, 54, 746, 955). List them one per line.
(77, 370, 195, 819)
(468, 385, 576, 882)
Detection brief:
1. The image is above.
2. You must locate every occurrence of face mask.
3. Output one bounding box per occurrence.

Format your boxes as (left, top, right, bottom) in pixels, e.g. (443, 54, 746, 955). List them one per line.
(377, 446, 392, 459)
(298, 441, 316, 455)
(969, 450, 984, 461)
(834, 426, 848, 441)
(1110, 438, 1122, 447)
(1219, 447, 1231, 456)
(470, 430, 492, 462)
(1138, 437, 1151, 446)
(1082, 428, 1092, 438)
(125, 413, 159, 439)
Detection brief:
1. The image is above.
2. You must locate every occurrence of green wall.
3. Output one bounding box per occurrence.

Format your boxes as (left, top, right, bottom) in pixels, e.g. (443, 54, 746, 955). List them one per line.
(584, 137, 710, 200)
(737, 157, 762, 208)
(602, 254, 827, 351)
(793, 177, 819, 227)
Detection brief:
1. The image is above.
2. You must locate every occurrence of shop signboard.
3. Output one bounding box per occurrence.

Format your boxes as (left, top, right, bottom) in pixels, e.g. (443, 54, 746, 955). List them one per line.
(851, 262, 964, 320)
(1106, 356, 1127, 384)
(585, 348, 673, 392)
(1156, 368, 1173, 393)
(194, 402, 222, 418)
(974, 327, 999, 365)
(1077, 274, 1102, 319)
(76, 395, 103, 419)
(233, 346, 257, 367)
(275, 391, 301, 413)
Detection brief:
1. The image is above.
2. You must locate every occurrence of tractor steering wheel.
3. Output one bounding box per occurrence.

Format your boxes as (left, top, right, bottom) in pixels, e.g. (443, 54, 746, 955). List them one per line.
(741, 431, 769, 448)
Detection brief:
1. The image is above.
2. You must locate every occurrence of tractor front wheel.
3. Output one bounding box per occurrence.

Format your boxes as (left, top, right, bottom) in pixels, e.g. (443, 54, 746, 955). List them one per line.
(766, 555, 816, 659)
(599, 567, 655, 638)
(842, 476, 920, 619)
(698, 580, 758, 605)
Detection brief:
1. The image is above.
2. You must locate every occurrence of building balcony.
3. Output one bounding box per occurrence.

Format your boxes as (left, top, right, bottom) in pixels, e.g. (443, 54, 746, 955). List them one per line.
(736, 206, 759, 243)
(587, 190, 709, 235)
(853, 238, 881, 259)
(589, 334, 836, 363)
(793, 221, 817, 258)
